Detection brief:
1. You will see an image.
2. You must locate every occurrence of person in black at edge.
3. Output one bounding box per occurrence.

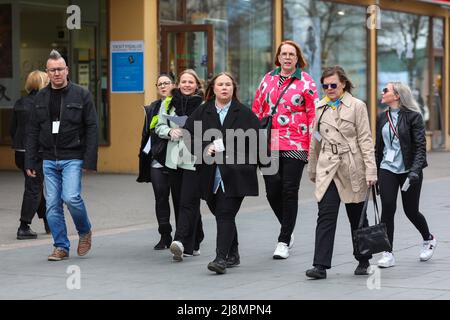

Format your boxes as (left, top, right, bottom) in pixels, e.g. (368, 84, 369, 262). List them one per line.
(10, 70, 50, 239)
(137, 73, 176, 250)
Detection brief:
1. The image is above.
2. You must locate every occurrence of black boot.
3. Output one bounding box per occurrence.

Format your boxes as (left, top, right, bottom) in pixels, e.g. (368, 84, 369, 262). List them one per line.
(154, 233, 172, 250)
(306, 265, 327, 279)
(207, 257, 227, 274)
(226, 246, 240, 268)
(17, 223, 38, 240)
(354, 260, 370, 275)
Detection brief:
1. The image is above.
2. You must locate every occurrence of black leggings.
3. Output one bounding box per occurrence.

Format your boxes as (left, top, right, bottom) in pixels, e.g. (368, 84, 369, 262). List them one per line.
(378, 169, 431, 250)
(150, 167, 173, 235)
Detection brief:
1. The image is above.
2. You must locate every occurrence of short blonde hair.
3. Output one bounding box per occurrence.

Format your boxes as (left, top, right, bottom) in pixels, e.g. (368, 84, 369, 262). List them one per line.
(25, 70, 49, 93)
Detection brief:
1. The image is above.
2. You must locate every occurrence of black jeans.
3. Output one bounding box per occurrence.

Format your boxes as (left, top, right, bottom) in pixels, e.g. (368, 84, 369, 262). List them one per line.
(207, 189, 243, 260)
(313, 181, 372, 269)
(173, 169, 204, 254)
(263, 157, 305, 244)
(15, 151, 46, 224)
(151, 167, 173, 235)
(378, 169, 431, 250)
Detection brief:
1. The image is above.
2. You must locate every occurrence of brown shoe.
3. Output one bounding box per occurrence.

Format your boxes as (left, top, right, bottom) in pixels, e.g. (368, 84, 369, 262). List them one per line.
(48, 248, 69, 261)
(77, 231, 92, 256)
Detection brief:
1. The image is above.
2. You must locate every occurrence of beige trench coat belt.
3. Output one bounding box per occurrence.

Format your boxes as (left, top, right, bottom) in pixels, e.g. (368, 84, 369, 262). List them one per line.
(322, 142, 361, 193)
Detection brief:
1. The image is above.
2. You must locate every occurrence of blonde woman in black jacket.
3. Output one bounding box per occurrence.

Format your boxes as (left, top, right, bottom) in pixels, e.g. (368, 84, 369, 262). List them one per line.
(375, 81, 436, 268)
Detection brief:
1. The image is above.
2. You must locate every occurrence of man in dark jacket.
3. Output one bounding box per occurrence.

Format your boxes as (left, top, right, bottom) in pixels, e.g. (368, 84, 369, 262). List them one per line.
(25, 50, 98, 261)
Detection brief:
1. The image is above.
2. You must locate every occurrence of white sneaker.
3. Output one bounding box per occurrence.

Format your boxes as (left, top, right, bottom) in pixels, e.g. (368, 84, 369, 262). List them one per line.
(170, 241, 184, 261)
(420, 236, 437, 261)
(273, 242, 289, 259)
(289, 234, 294, 250)
(377, 251, 395, 268)
(183, 250, 200, 257)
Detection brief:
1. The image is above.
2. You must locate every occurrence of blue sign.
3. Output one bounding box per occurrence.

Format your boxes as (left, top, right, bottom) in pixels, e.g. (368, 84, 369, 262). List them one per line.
(111, 41, 144, 93)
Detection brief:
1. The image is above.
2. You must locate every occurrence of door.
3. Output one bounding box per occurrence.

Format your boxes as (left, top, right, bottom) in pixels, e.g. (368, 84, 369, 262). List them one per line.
(161, 24, 214, 82)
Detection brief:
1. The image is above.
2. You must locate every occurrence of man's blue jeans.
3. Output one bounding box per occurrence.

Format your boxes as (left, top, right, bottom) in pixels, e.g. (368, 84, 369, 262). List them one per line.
(43, 160, 91, 252)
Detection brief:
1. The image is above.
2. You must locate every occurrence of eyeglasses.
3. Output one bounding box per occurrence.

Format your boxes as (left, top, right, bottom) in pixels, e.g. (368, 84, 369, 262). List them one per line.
(156, 81, 172, 87)
(322, 83, 338, 90)
(47, 67, 67, 74)
(382, 87, 389, 94)
(280, 52, 297, 58)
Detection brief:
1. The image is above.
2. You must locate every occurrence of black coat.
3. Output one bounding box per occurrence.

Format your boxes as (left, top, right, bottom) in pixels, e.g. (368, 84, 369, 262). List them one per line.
(375, 108, 428, 175)
(137, 100, 167, 183)
(25, 82, 98, 171)
(184, 99, 260, 200)
(10, 91, 37, 150)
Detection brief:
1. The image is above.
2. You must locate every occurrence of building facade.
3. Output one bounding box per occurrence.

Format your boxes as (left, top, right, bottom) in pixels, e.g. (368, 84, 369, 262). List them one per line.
(0, 0, 449, 172)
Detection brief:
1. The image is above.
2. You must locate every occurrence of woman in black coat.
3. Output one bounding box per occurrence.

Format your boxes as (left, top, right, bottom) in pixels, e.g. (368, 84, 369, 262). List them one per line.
(184, 72, 261, 274)
(137, 74, 176, 250)
(10, 70, 49, 239)
(375, 81, 436, 268)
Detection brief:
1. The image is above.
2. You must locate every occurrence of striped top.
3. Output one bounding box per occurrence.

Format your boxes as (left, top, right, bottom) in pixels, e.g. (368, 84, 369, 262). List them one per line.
(280, 150, 308, 162)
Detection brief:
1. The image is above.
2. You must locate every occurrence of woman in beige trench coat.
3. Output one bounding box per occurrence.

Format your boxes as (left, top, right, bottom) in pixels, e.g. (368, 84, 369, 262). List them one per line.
(305, 66, 377, 279)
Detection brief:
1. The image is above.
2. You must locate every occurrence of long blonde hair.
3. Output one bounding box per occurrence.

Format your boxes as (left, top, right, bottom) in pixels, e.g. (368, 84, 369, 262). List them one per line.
(389, 81, 421, 113)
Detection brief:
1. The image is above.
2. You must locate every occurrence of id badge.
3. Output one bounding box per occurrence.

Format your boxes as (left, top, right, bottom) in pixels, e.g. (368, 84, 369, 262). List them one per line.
(52, 121, 60, 134)
(385, 149, 395, 162)
(313, 131, 322, 142)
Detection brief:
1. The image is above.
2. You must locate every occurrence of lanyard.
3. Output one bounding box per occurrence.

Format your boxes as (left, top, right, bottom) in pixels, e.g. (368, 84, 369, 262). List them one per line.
(386, 110, 399, 146)
(317, 105, 330, 134)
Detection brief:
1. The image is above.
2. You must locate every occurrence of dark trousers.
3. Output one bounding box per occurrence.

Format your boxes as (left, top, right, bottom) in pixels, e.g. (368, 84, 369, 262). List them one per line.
(151, 167, 173, 235)
(172, 169, 204, 254)
(313, 181, 372, 269)
(15, 151, 46, 224)
(207, 189, 243, 259)
(379, 169, 430, 250)
(263, 157, 305, 244)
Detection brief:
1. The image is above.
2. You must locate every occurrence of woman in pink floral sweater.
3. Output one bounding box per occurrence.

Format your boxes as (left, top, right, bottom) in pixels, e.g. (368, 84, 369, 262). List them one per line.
(252, 40, 318, 260)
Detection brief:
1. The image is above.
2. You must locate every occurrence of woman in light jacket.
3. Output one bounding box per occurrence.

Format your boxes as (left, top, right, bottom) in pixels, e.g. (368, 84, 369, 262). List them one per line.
(185, 72, 260, 274)
(252, 40, 317, 260)
(306, 66, 377, 279)
(375, 81, 436, 268)
(155, 69, 204, 260)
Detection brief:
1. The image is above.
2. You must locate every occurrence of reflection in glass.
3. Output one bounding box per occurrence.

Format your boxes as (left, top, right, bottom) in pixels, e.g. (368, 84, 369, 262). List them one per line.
(284, 0, 367, 101)
(159, 0, 273, 106)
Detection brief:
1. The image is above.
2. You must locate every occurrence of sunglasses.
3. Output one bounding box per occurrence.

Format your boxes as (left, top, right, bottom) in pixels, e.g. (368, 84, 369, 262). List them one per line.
(382, 87, 389, 94)
(322, 83, 338, 90)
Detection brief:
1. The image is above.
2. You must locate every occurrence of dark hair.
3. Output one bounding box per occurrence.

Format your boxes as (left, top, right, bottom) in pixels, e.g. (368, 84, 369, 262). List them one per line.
(204, 72, 240, 103)
(157, 73, 175, 83)
(274, 40, 307, 69)
(320, 65, 355, 94)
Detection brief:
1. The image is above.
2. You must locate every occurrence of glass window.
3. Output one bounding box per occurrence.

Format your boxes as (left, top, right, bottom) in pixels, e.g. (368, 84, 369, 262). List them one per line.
(284, 0, 367, 101)
(159, 0, 273, 107)
(377, 11, 431, 128)
(0, 0, 109, 145)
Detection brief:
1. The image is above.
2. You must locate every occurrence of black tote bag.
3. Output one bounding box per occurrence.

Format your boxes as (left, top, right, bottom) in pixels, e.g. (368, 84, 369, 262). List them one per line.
(352, 186, 392, 256)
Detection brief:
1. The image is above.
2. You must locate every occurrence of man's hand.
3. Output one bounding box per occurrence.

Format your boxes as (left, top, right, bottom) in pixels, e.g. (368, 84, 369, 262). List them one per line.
(26, 169, 36, 178)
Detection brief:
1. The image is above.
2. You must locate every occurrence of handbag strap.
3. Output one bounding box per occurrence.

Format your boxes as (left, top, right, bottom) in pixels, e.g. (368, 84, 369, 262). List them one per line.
(357, 186, 380, 228)
(268, 76, 296, 117)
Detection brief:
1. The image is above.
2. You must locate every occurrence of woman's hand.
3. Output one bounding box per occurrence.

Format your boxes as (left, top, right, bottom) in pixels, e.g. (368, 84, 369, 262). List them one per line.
(169, 128, 183, 140)
(367, 180, 377, 187)
(207, 144, 216, 156)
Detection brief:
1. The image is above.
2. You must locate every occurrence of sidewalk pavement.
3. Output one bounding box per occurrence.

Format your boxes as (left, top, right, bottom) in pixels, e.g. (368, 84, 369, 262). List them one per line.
(0, 152, 449, 300)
